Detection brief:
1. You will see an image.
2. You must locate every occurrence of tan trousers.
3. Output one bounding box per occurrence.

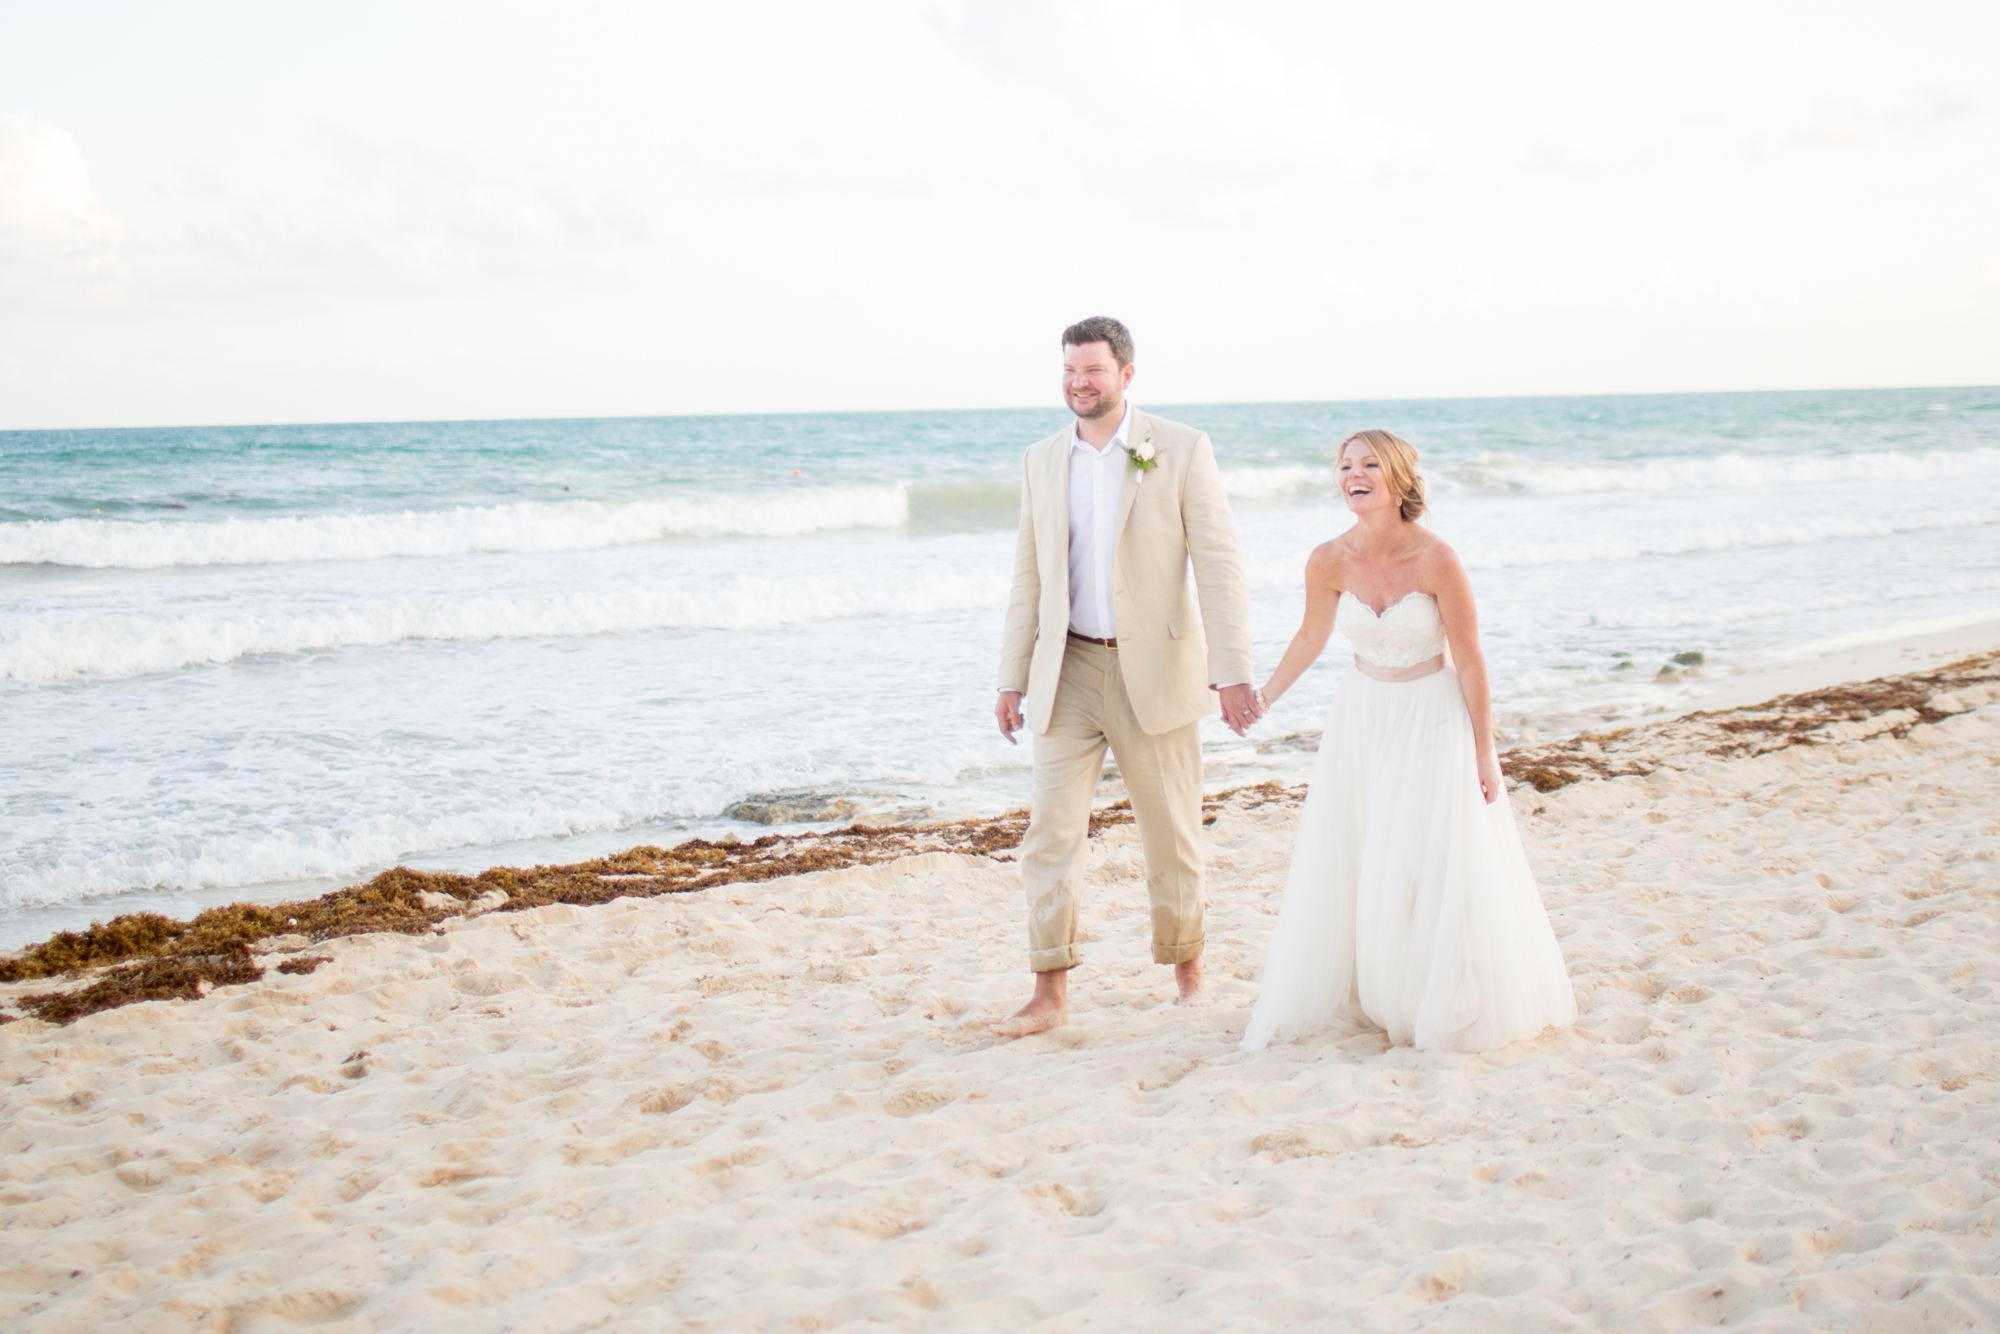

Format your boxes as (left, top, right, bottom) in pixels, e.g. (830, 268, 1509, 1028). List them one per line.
(1020, 638, 1205, 972)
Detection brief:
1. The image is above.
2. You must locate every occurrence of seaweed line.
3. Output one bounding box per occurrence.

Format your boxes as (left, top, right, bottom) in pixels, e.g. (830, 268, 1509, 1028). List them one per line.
(4, 651, 1991, 1028)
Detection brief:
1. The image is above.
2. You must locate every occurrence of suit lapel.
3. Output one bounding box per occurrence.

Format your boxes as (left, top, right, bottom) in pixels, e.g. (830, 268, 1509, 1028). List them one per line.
(1112, 409, 1145, 548)
(1040, 430, 1071, 602)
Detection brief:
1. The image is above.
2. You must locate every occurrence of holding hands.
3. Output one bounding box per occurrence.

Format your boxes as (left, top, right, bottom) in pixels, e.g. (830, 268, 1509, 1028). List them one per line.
(1217, 682, 1263, 736)
(1000, 683, 1264, 740)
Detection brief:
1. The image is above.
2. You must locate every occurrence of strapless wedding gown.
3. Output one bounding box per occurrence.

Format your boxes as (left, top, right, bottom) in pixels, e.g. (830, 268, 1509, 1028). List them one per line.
(1241, 592, 1576, 1053)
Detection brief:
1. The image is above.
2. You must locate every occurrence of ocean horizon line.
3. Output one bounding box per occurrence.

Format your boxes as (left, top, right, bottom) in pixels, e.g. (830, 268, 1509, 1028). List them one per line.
(5, 381, 1996, 439)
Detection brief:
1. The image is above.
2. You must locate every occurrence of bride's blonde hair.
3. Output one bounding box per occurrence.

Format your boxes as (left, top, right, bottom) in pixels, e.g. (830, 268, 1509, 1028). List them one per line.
(1339, 429, 1426, 522)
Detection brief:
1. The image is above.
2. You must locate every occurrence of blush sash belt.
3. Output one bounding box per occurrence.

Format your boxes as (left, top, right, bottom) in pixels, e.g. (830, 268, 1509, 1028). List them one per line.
(1353, 652, 1446, 682)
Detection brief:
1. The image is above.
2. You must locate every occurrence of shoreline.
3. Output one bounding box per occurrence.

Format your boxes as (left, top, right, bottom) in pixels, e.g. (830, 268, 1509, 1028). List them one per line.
(1655, 607, 2000, 717)
(9, 603, 1998, 954)
(7, 647, 1996, 1029)
(1487, 605, 2000, 748)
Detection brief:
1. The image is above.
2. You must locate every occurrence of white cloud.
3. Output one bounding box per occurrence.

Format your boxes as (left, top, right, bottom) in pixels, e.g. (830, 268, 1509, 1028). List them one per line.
(1779, 86, 1981, 155)
(149, 126, 657, 302)
(0, 113, 126, 281)
(1529, 131, 1654, 182)
(0, 110, 654, 322)
(943, 0, 1492, 245)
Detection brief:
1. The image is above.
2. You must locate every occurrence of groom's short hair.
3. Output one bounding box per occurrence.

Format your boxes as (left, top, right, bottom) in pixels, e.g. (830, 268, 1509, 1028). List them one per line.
(1062, 316, 1134, 368)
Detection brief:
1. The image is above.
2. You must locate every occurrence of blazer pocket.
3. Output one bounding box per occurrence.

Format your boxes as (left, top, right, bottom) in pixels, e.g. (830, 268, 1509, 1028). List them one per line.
(1167, 616, 1192, 640)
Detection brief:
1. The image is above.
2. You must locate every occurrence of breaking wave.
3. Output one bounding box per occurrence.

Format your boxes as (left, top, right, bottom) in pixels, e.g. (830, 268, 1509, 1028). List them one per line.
(1460, 506, 2000, 569)
(1438, 447, 2000, 496)
(1219, 465, 1329, 500)
(0, 486, 913, 569)
(1217, 448, 2000, 505)
(0, 568, 1011, 682)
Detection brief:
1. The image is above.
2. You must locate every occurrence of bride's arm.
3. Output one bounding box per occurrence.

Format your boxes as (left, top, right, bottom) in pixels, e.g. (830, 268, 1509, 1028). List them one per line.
(1429, 543, 1504, 803)
(1259, 544, 1342, 708)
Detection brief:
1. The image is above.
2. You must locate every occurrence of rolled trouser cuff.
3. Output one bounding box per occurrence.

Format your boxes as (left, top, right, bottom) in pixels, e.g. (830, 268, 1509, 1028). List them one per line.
(1029, 943, 1081, 972)
(1152, 937, 1203, 965)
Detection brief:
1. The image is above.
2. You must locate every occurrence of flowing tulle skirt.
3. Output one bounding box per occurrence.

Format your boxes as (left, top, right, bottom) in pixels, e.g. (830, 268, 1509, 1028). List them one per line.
(1241, 667, 1577, 1053)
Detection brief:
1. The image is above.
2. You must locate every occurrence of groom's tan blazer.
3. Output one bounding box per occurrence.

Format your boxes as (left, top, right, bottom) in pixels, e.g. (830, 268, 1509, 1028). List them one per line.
(998, 408, 1253, 736)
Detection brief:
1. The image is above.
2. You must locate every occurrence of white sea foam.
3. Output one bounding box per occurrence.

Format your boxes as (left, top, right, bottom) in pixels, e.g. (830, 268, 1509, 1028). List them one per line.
(1, 799, 657, 910)
(0, 568, 1012, 682)
(1223, 448, 2000, 505)
(0, 486, 912, 569)
(1440, 447, 2000, 496)
(1588, 572, 2000, 631)
(1463, 506, 2000, 570)
(1238, 506, 2000, 586)
(1220, 465, 1328, 500)
(0, 725, 1016, 913)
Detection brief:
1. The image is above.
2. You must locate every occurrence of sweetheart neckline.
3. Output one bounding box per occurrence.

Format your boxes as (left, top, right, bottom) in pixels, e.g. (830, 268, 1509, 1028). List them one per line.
(1340, 590, 1435, 619)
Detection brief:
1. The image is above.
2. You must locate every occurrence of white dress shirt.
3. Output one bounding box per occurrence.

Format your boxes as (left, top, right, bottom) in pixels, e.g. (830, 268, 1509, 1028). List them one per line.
(1067, 401, 1132, 640)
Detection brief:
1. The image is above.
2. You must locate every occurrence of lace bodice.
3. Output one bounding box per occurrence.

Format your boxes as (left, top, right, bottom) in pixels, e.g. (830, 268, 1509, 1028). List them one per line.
(1336, 591, 1448, 670)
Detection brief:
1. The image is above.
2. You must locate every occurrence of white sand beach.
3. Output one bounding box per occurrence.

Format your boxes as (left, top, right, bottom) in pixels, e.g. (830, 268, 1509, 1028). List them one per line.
(5, 658, 2000, 1332)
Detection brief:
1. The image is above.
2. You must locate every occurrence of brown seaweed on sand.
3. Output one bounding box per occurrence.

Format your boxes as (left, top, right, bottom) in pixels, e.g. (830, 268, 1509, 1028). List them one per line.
(18, 946, 265, 1026)
(0, 788, 1268, 1026)
(1501, 651, 2000, 793)
(6, 649, 1991, 1028)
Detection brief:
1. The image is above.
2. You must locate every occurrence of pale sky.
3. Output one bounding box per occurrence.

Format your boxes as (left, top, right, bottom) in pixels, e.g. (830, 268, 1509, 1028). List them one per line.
(1, 1, 1995, 429)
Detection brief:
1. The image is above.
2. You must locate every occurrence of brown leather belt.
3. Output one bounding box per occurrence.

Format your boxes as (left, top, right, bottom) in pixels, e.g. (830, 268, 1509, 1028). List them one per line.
(1067, 630, 1118, 649)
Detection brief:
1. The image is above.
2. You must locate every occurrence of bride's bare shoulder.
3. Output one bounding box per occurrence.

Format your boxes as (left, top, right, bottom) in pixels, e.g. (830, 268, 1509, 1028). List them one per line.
(1414, 532, 1471, 587)
(1305, 536, 1348, 585)
(1412, 528, 1459, 560)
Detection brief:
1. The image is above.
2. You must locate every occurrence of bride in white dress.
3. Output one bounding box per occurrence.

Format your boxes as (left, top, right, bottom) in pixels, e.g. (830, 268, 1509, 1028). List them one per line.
(1241, 430, 1576, 1054)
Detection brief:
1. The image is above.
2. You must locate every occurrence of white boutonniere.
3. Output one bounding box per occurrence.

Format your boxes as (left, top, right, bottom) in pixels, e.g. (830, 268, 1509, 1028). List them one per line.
(1126, 438, 1155, 482)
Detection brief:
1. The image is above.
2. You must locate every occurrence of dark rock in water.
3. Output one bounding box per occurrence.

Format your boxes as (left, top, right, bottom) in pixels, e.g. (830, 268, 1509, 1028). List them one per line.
(722, 791, 860, 825)
(1672, 650, 1706, 667)
(1656, 665, 1685, 683)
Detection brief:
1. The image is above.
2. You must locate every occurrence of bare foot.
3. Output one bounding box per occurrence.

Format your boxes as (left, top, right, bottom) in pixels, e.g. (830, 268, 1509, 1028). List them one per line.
(987, 1002, 1068, 1038)
(1174, 957, 1209, 1006)
(988, 968, 1070, 1038)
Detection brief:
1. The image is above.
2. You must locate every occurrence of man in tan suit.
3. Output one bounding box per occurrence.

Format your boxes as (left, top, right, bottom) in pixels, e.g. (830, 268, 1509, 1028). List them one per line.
(991, 317, 1260, 1037)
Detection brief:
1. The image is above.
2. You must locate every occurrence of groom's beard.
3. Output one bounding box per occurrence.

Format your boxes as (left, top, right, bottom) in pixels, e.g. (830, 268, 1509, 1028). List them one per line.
(1068, 389, 1123, 421)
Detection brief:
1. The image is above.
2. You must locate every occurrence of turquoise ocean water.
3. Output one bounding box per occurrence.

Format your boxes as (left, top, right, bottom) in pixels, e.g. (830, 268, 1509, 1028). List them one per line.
(4, 387, 1998, 945)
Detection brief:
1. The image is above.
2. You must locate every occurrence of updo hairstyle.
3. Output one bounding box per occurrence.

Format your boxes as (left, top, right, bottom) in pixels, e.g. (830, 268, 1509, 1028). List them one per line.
(1339, 429, 1426, 522)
